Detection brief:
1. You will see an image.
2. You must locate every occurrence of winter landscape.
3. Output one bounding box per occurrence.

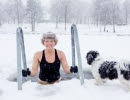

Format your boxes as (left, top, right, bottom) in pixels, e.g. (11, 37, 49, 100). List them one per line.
(0, 0, 130, 100)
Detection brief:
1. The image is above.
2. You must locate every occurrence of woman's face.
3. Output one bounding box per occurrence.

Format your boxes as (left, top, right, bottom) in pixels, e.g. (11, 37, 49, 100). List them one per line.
(43, 39, 56, 49)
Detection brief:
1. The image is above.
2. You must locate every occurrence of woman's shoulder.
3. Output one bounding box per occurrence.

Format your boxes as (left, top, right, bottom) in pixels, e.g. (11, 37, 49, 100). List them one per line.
(56, 49, 64, 55)
(56, 49, 65, 59)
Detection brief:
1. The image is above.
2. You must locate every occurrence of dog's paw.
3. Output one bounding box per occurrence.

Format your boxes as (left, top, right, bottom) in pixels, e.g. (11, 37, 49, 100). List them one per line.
(102, 80, 106, 83)
(94, 78, 104, 85)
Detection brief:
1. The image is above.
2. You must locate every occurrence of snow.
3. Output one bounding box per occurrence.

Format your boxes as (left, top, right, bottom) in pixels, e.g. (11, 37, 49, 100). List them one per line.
(0, 23, 130, 100)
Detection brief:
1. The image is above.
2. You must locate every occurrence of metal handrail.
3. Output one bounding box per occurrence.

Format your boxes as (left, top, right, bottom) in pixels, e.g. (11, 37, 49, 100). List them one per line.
(16, 27, 27, 90)
(71, 24, 84, 85)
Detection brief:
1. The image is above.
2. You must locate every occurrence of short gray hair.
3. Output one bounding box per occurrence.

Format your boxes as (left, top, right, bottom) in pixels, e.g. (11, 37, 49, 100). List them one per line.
(41, 32, 58, 45)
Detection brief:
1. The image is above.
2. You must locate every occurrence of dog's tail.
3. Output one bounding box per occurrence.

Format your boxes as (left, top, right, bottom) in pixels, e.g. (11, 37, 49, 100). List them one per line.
(119, 60, 130, 80)
(119, 60, 130, 71)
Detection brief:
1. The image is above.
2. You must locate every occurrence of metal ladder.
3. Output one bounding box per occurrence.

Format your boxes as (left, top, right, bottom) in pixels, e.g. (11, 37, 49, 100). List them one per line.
(16, 24, 84, 90)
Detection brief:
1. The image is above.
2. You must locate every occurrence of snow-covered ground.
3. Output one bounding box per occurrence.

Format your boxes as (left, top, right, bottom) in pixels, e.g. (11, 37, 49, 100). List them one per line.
(0, 23, 130, 100)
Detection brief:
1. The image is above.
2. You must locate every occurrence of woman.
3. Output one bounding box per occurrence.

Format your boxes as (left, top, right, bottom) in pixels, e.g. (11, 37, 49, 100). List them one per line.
(22, 32, 78, 84)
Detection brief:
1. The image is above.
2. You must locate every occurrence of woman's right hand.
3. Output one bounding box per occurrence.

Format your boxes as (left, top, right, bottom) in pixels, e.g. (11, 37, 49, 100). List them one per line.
(70, 66, 78, 73)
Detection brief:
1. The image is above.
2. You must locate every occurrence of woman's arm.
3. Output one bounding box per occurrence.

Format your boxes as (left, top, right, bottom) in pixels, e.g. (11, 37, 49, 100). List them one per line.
(60, 51, 71, 74)
(30, 52, 39, 77)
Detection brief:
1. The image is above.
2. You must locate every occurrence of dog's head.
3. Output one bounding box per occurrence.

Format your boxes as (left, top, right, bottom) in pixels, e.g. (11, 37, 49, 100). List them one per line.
(86, 50, 99, 65)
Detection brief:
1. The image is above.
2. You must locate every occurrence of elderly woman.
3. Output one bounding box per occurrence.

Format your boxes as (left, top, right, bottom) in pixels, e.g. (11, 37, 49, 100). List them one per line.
(22, 32, 78, 84)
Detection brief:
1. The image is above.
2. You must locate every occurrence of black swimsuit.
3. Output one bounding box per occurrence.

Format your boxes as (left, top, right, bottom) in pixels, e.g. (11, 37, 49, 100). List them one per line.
(39, 49, 61, 82)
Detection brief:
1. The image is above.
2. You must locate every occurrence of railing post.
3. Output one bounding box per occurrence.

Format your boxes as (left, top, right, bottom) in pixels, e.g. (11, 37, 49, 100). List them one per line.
(71, 24, 84, 85)
(19, 28, 27, 70)
(71, 25, 76, 77)
(16, 27, 28, 90)
(16, 27, 23, 90)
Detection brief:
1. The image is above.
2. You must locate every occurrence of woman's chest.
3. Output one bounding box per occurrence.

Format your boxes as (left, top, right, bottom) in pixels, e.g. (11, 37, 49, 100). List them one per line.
(45, 54, 55, 63)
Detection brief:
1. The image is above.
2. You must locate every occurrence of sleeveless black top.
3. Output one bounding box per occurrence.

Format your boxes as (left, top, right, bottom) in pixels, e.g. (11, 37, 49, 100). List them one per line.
(39, 49, 61, 82)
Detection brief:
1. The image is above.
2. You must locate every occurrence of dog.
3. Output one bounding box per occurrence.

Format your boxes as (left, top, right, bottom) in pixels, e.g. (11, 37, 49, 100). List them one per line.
(86, 50, 130, 89)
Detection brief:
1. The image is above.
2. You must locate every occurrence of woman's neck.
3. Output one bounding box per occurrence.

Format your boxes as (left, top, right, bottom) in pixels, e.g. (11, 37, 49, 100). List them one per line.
(45, 48, 55, 55)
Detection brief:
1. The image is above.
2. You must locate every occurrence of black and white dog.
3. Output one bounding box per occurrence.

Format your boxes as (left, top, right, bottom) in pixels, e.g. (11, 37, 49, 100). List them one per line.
(86, 50, 130, 89)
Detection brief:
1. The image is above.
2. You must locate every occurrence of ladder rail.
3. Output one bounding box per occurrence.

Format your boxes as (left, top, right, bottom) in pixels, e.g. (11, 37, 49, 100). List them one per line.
(19, 28, 27, 70)
(16, 27, 28, 90)
(16, 28, 23, 90)
(71, 26, 76, 77)
(71, 24, 84, 85)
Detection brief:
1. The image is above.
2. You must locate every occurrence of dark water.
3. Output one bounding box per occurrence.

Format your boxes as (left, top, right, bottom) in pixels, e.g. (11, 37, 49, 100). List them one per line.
(8, 70, 94, 83)
(23, 70, 94, 82)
